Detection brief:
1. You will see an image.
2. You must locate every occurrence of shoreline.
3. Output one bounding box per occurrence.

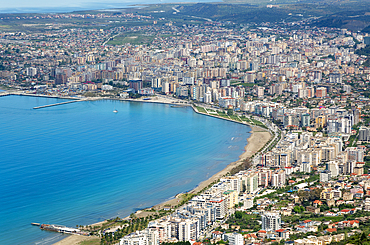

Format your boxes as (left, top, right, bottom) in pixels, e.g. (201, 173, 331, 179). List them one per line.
(147, 125, 271, 210)
(53, 126, 272, 245)
(5, 92, 272, 245)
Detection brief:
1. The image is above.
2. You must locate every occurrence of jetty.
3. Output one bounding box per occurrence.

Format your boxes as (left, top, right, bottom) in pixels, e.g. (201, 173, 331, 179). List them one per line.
(0, 91, 102, 109)
(33, 100, 81, 109)
(40, 224, 89, 236)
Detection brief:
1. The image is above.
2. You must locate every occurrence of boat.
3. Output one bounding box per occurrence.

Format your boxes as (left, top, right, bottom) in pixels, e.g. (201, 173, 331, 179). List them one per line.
(113, 109, 118, 113)
(31, 223, 40, 226)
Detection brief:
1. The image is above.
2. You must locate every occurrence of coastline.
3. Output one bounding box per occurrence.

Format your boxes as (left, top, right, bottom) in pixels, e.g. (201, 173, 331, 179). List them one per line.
(53, 125, 272, 245)
(147, 125, 271, 211)
(5, 92, 271, 245)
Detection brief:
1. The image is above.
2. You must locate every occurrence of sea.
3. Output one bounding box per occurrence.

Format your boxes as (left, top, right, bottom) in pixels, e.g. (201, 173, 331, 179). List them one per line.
(0, 95, 251, 245)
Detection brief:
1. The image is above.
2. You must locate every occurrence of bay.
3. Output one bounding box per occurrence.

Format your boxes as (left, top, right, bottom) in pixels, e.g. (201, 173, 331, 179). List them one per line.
(0, 95, 250, 245)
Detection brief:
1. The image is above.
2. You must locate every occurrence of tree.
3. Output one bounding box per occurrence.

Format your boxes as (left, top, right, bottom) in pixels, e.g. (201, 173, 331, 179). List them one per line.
(293, 206, 304, 213)
(235, 211, 242, 219)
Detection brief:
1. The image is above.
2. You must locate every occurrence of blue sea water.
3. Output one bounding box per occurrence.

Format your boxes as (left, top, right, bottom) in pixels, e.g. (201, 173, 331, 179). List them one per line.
(0, 95, 250, 245)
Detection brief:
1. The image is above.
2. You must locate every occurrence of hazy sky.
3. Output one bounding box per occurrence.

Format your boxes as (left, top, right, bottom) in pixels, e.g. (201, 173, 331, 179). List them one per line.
(2, 0, 140, 9)
(0, 0, 216, 12)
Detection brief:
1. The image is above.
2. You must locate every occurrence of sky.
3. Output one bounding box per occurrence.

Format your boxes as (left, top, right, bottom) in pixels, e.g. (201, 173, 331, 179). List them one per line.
(2, 0, 136, 8)
(0, 0, 218, 13)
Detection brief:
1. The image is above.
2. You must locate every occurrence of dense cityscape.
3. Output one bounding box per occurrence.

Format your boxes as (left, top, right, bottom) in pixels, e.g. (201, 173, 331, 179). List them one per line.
(2, 3, 370, 245)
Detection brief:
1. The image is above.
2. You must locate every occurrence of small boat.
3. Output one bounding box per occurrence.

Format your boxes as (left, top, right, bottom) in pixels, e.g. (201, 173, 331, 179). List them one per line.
(113, 109, 118, 113)
(31, 223, 40, 226)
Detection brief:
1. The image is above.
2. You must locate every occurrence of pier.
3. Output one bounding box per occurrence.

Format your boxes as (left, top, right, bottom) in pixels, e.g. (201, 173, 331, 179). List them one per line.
(33, 100, 82, 109)
(0, 91, 101, 109)
(40, 224, 89, 236)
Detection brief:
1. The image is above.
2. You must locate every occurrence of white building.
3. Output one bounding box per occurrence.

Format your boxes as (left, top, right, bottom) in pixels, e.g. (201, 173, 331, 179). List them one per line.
(102, 84, 114, 90)
(228, 233, 244, 245)
(300, 162, 311, 173)
(220, 176, 241, 194)
(261, 212, 281, 231)
(242, 172, 258, 194)
(120, 231, 148, 245)
(320, 171, 331, 182)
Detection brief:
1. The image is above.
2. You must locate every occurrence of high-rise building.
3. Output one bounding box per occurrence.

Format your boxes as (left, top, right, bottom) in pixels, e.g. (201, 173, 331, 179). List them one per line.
(271, 170, 286, 187)
(261, 212, 281, 231)
(183, 77, 195, 85)
(326, 161, 339, 177)
(312, 70, 322, 82)
(161, 82, 170, 94)
(343, 84, 351, 93)
(257, 87, 264, 98)
(346, 147, 364, 162)
(359, 127, 370, 142)
(220, 176, 241, 193)
(243, 172, 258, 194)
(223, 190, 238, 209)
(26, 67, 37, 77)
(329, 73, 342, 84)
(301, 113, 311, 127)
(220, 79, 230, 87)
(129, 80, 143, 92)
(352, 108, 360, 125)
(320, 170, 331, 182)
(315, 87, 327, 98)
(151, 78, 162, 88)
(300, 162, 311, 173)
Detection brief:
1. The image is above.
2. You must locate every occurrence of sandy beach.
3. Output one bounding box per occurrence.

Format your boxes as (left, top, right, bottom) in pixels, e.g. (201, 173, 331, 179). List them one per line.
(147, 125, 271, 211)
(52, 103, 272, 245)
(53, 235, 100, 245)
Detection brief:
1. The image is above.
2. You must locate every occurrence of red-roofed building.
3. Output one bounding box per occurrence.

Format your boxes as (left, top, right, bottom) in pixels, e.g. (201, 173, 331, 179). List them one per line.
(326, 228, 337, 233)
(276, 229, 289, 239)
(313, 200, 323, 206)
(257, 230, 267, 238)
(339, 209, 351, 215)
(302, 220, 313, 227)
(354, 190, 364, 199)
(330, 220, 359, 229)
(244, 233, 258, 240)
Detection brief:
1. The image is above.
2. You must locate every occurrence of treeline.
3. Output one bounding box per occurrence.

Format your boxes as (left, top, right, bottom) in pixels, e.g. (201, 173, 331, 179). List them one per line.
(355, 45, 370, 56)
(100, 217, 150, 245)
(230, 158, 252, 175)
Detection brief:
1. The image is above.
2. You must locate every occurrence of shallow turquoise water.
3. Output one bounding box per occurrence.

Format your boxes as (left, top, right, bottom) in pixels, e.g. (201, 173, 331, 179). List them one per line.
(0, 95, 250, 244)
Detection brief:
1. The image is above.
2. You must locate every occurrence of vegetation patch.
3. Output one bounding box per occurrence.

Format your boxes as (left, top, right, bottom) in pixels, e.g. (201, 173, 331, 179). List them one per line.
(108, 33, 155, 45)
